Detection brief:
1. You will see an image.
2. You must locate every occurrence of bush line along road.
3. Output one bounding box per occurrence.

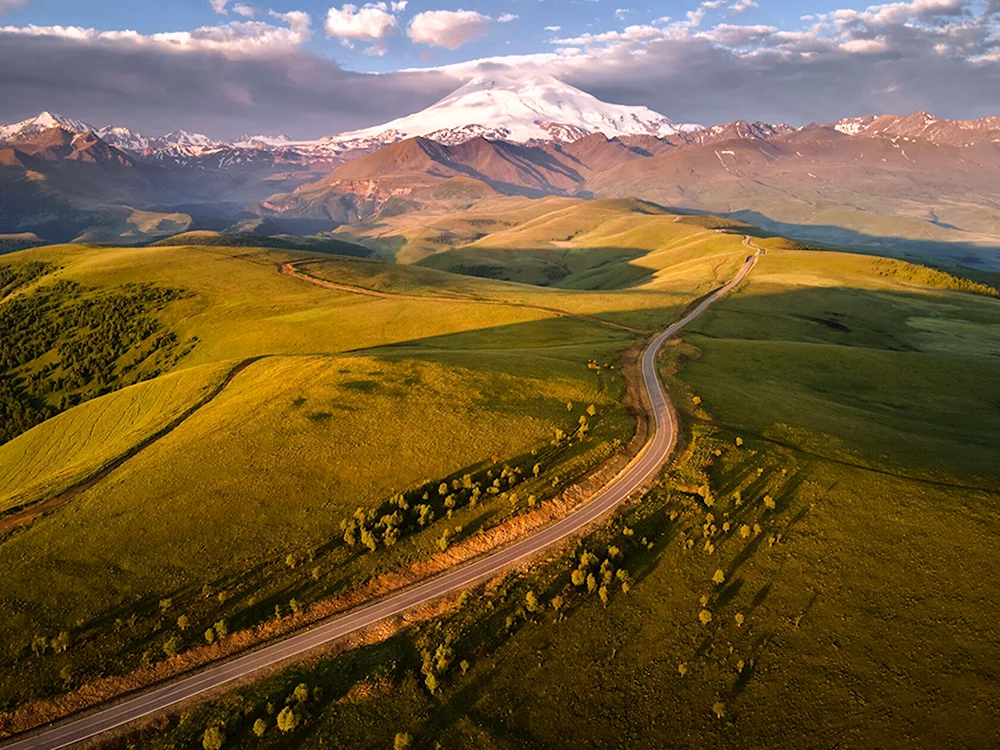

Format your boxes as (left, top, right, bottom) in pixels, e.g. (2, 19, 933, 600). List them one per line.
(2, 248, 762, 750)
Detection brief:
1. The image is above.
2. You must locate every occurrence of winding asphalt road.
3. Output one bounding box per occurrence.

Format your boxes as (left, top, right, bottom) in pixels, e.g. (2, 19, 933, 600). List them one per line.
(2, 247, 760, 750)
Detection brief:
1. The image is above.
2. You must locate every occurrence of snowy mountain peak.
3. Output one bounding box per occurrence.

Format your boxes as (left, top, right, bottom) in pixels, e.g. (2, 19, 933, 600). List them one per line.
(95, 125, 152, 152)
(234, 134, 293, 148)
(325, 74, 699, 149)
(157, 130, 220, 148)
(0, 111, 95, 141)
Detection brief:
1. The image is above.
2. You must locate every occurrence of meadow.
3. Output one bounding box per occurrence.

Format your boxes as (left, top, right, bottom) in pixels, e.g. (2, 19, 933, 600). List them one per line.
(114, 241, 1000, 749)
(0, 203, 748, 716)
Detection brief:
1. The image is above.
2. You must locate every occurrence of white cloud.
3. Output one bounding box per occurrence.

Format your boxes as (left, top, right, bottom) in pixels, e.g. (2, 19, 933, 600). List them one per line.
(545, 25, 561, 32)
(269, 10, 311, 39)
(702, 22, 776, 45)
(209, 0, 229, 14)
(391, 0, 407, 10)
(0, 0, 29, 14)
(324, 3, 398, 48)
(0, 14, 313, 52)
(232, 3, 255, 18)
(839, 34, 890, 51)
(552, 24, 664, 46)
(615, 8, 633, 20)
(407, 9, 492, 49)
(729, 0, 759, 14)
(498, 13, 518, 23)
(831, 0, 968, 26)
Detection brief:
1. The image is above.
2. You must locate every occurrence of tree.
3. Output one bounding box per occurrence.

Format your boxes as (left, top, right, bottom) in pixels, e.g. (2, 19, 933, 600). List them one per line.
(214, 619, 228, 638)
(425, 672, 439, 693)
(551, 595, 564, 611)
(177, 615, 191, 631)
(163, 636, 181, 657)
(30, 634, 47, 656)
(763, 494, 776, 510)
(360, 527, 378, 552)
(276, 706, 299, 732)
(735, 437, 744, 447)
(566, 401, 574, 411)
(735, 612, 745, 627)
(202, 726, 225, 750)
(525, 590, 540, 613)
(394, 733, 412, 750)
(159, 598, 172, 612)
(342, 519, 357, 546)
(712, 569, 726, 585)
(587, 404, 597, 416)
(52, 631, 71, 652)
(533, 463, 541, 477)
(699, 609, 713, 625)
(292, 682, 310, 703)
(290, 599, 301, 614)
(598, 586, 609, 606)
(252, 718, 267, 738)
(285, 553, 297, 568)
(204, 628, 216, 645)
(437, 529, 452, 552)
(571, 569, 586, 587)
(586, 573, 597, 593)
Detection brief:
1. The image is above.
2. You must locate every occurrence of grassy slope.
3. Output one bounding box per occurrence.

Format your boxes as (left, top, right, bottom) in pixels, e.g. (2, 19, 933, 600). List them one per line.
(0, 235, 663, 710)
(135, 246, 1000, 749)
(0, 362, 232, 514)
(317, 199, 754, 331)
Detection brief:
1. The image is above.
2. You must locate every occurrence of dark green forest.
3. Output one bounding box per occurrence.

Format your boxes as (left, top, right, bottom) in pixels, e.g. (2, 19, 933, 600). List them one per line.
(0, 263, 191, 444)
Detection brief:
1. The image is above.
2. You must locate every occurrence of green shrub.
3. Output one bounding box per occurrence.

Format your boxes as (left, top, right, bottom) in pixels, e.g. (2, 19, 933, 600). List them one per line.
(276, 706, 299, 732)
(202, 726, 225, 750)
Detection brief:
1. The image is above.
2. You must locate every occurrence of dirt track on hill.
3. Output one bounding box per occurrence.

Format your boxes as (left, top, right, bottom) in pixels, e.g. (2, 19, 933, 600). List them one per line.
(278, 259, 653, 334)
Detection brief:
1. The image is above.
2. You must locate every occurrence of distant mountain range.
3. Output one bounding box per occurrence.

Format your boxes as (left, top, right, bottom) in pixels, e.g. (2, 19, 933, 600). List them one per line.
(2, 75, 999, 268)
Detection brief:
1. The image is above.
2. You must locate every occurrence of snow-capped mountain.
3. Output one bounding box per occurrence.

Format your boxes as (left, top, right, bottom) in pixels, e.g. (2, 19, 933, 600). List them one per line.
(154, 130, 220, 149)
(831, 111, 1000, 146)
(321, 74, 699, 150)
(0, 111, 96, 142)
(95, 125, 152, 152)
(0, 113, 222, 154)
(234, 134, 294, 148)
(0, 77, 693, 162)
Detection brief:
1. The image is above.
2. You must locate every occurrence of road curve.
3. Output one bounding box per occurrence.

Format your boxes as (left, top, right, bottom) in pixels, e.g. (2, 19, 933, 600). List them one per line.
(2, 248, 760, 750)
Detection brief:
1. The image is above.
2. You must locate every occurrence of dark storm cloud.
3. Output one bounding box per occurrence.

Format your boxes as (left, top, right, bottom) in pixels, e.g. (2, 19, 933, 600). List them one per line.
(0, 34, 456, 138)
(566, 37, 1000, 125)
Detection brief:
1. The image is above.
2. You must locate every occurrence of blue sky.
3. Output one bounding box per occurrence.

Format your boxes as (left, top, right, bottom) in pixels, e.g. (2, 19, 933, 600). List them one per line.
(1, 0, 998, 136)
